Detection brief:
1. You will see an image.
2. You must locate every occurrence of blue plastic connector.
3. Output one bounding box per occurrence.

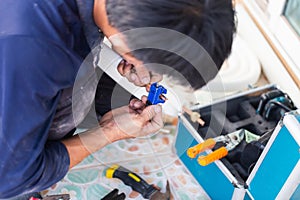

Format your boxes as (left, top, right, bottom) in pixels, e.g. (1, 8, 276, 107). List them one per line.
(146, 83, 167, 105)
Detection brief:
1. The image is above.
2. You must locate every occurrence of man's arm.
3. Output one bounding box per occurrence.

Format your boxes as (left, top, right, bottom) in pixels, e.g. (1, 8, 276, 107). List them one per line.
(0, 37, 78, 198)
(61, 128, 108, 169)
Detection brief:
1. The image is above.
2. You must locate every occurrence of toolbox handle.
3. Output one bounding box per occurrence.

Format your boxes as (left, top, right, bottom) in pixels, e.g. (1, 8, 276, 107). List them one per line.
(197, 147, 228, 166)
(187, 138, 216, 158)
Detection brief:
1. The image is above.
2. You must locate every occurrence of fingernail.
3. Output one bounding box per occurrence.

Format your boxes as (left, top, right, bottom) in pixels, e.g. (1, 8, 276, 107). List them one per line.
(142, 77, 150, 84)
(134, 101, 141, 107)
(130, 100, 134, 107)
(130, 74, 137, 81)
(154, 105, 162, 113)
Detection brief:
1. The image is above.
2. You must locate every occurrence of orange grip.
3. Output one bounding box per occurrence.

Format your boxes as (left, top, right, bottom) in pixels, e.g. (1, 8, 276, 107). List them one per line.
(187, 138, 216, 158)
(197, 147, 228, 166)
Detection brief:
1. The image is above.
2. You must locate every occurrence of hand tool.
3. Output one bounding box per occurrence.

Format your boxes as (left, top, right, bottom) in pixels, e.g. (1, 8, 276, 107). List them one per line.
(146, 83, 167, 105)
(101, 189, 126, 200)
(105, 165, 171, 200)
(30, 194, 70, 200)
(263, 96, 296, 120)
(256, 89, 284, 115)
(187, 129, 245, 166)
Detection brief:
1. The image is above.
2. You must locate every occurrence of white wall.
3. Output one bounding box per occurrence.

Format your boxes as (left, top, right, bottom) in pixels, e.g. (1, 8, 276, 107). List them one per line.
(236, 4, 300, 107)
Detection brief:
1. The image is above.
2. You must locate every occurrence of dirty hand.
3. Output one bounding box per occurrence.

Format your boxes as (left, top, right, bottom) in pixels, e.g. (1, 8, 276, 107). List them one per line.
(117, 60, 162, 87)
(99, 96, 163, 142)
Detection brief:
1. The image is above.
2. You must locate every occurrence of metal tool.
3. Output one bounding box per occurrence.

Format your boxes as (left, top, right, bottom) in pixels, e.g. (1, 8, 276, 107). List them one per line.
(30, 194, 70, 200)
(105, 165, 171, 200)
(263, 96, 296, 120)
(256, 89, 284, 115)
(101, 189, 126, 200)
(187, 129, 245, 166)
(146, 83, 167, 105)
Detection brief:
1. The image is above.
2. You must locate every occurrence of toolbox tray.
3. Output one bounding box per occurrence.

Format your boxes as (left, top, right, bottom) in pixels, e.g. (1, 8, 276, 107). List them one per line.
(178, 84, 297, 188)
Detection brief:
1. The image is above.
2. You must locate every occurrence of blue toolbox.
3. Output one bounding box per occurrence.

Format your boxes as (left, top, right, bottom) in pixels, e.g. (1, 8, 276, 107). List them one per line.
(174, 85, 300, 199)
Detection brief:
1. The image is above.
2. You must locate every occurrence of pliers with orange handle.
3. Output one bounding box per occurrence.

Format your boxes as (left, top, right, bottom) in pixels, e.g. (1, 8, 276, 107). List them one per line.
(187, 129, 245, 166)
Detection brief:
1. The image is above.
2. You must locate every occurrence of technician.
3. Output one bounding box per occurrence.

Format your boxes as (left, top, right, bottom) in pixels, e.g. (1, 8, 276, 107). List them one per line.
(0, 0, 235, 198)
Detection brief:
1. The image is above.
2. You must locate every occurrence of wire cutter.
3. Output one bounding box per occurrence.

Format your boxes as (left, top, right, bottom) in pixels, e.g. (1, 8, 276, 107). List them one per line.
(187, 129, 245, 166)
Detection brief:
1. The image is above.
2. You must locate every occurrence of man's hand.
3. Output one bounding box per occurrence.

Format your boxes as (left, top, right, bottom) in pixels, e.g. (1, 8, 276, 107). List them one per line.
(62, 97, 163, 169)
(117, 60, 162, 87)
(100, 96, 163, 142)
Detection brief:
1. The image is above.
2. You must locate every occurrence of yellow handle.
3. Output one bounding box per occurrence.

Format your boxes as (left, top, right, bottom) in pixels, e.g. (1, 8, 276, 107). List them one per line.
(187, 138, 216, 158)
(197, 147, 228, 166)
(106, 164, 120, 178)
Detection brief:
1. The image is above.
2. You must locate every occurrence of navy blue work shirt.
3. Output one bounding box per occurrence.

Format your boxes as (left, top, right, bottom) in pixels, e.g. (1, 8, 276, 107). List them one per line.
(0, 0, 103, 198)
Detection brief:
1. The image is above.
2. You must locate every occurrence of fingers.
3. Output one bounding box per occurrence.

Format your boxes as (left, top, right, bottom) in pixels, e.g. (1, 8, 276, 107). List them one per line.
(129, 96, 149, 108)
(140, 105, 162, 122)
(129, 98, 145, 110)
(103, 103, 163, 139)
(117, 60, 133, 78)
(134, 66, 163, 86)
(148, 110, 164, 131)
(141, 105, 164, 133)
(134, 64, 151, 85)
(150, 72, 163, 83)
(117, 59, 163, 89)
(141, 96, 148, 104)
(117, 60, 125, 75)
(129, 97, 149, 115)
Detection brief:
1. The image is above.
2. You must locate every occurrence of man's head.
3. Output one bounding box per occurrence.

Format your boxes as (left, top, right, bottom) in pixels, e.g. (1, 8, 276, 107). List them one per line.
(94, 0, 236, 90)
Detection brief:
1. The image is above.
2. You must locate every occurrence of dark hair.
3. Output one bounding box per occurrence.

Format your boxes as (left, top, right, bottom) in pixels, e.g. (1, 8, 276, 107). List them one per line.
(106, 0, 236, 89)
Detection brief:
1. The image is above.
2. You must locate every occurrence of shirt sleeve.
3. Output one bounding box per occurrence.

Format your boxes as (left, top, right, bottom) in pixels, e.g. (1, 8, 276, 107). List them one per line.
(0, 36, 79, 198)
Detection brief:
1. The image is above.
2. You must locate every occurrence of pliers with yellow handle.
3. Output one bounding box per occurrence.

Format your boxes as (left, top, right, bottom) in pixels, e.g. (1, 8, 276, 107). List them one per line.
(187, 129, 245, 166)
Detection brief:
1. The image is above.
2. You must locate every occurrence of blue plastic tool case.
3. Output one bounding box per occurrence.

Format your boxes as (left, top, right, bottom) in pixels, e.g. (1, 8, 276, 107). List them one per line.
(174, 85, 300, 199)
